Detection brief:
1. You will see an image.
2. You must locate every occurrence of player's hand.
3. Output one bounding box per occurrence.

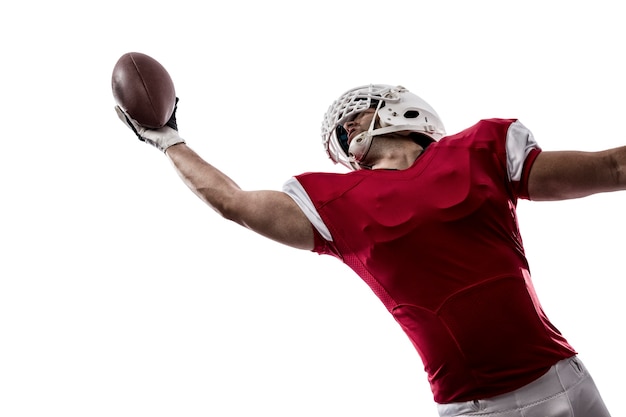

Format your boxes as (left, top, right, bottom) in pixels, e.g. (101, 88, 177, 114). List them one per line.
(115, 98, 185, 152)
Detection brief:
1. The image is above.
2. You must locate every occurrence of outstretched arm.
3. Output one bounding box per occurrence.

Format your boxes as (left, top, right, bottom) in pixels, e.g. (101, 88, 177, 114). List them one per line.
(115, 105, 314, 251)
(166, 144, 314, 250)
(528, 146, 626, 201)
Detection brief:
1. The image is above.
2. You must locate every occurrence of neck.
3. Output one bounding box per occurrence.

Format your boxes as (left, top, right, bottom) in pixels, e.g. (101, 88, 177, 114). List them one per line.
(364, 136, 424, 170)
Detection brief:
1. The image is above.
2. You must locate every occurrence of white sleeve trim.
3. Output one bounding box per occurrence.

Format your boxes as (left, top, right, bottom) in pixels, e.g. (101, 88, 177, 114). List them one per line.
(506, 120, 539, 181)
(282, 177, 333, 242)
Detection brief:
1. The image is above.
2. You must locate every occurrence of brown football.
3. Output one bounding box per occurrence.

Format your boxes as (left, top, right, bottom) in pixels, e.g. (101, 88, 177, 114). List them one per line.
(111, 52, 176, 128)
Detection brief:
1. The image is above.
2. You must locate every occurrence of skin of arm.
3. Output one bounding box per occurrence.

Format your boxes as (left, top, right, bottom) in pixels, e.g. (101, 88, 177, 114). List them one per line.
(165, 143, 314, 250)
(528, 146, 626, 201)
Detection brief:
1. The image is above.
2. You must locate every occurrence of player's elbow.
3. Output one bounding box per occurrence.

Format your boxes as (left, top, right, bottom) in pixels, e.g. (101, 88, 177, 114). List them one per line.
(194, 187, 244, 224)
(218, 203, 245, 224)
(607, 150, 626, 188)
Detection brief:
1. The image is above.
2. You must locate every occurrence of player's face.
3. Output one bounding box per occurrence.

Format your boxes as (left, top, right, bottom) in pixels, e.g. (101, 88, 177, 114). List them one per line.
(343, 109, 376, 143)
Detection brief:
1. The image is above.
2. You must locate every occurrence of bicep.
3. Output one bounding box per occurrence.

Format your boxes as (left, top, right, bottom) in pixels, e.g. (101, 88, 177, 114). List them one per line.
(226, 189, 315, 250)
(527, 149, 623, 201)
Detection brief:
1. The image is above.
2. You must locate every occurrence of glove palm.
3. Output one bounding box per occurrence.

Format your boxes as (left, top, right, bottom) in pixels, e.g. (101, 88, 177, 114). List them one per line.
(115, 98, 185, 152)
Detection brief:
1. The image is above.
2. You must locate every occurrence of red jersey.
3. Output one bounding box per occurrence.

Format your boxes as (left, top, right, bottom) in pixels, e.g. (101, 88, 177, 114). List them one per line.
(283, 119, 576, 403)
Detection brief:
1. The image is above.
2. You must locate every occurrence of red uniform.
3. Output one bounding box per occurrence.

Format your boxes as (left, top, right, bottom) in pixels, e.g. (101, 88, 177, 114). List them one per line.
(283, 119, 576, 403)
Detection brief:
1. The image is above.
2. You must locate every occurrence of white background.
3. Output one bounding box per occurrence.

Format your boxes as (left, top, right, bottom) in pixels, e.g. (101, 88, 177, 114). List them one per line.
(1, 1, 623, 416)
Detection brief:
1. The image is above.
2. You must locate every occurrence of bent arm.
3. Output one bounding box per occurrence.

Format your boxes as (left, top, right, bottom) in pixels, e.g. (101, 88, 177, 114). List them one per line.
(165, 143, 314, 250)
(527, 146, 626, 201)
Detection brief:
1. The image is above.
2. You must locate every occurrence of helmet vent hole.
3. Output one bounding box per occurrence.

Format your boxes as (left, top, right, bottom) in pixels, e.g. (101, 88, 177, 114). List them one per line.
(404, 110, 420, 119)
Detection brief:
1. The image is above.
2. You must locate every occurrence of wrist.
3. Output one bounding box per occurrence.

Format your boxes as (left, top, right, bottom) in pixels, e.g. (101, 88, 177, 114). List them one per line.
(164, 141, 187, 155)
(159, 135, 185, 153)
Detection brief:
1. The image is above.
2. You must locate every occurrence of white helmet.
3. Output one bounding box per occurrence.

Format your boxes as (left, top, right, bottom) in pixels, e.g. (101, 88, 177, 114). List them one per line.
(321, 84, 446, 170)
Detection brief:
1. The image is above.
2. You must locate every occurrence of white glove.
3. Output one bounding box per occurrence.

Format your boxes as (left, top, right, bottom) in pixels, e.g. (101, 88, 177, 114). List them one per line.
(115, 98, 185, 152)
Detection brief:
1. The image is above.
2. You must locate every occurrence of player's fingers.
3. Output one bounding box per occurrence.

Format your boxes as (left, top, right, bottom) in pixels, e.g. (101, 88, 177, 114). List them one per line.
(115, 105, 142, 137)
(115, 105, 132, 124)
